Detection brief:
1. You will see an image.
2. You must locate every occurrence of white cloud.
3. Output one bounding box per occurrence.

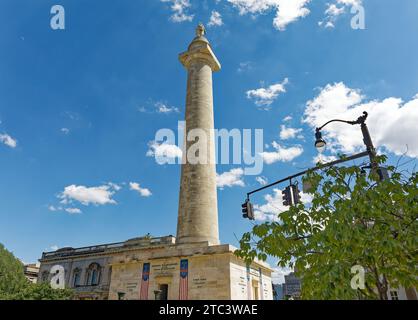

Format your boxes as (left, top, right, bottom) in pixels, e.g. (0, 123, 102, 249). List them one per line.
(155, 101, 179, 114)
(303, 83, 418, 158)
(228, 0, 311, 31)
(50, 245, 59, 251)
(237, 61, 253, 73)
(247, 78, 289, 108)
(216, 168, 245, 189)
(254, 188, 312, 222)
(253, 188, 286, 222)
(161, 0, 194, 22)
(319, 0, 363, 28)
(272, 266, 293, 284)
(208, 11, 223, 27)
(283, 115, 293, 122)
(280, 125, 303, 140)
(0, 133, 17, 148)
(49, 205, 81, 215)
(65, 208, 82, 214)
(107, 182, 122, 191)
(61, 128, 70, 134)
(256, 176, 268, 186)
(129, 182, 152, 197)
(312, 154, 338, 164)
(146, 141, 183, 159)
(260, 141, 303, 164)
(59, 184, 117, 206)
(138, 101, 179, 114)
(48, 205, 63, 212)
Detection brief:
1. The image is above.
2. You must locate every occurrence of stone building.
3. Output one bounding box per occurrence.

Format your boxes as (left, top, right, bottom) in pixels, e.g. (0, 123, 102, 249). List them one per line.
(283, 272, 301, 299)
(24, 263, 39, 284)
(38, 25, 273, 300)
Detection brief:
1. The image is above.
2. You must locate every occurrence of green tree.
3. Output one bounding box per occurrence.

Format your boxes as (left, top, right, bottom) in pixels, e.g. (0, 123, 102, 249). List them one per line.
(0, 243, 73, 300)
(236, 156, 418, 300)
(0, 243, 28, 299)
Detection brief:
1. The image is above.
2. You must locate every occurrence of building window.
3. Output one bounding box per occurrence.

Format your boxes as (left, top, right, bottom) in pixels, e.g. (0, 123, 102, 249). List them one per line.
(72, 268, 81, 287)
(390, 291, 399, 300)
(41, 271, 49, 283)
(86, 263, 101, 286)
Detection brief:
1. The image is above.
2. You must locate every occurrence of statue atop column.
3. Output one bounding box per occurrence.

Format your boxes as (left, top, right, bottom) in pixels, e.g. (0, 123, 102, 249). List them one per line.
(196, 23, 206, 37)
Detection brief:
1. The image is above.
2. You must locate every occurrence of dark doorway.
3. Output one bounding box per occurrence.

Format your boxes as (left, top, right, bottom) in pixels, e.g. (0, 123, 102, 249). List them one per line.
(159, 284, 168, 300)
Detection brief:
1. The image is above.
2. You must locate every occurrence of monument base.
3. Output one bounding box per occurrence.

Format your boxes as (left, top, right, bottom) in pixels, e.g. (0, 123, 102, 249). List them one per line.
(108, 241, 273, 300)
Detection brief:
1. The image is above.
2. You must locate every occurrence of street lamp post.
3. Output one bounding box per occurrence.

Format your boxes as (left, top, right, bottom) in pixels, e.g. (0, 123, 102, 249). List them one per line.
(242, 112, 385, 217)
(315, 111, 379, 175)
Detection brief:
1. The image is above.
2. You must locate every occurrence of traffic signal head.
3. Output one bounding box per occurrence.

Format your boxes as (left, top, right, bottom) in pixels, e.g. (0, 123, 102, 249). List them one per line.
(242, 200, 255, 220)
(291, 185, 301, 205)
(282, 186, 292, 206)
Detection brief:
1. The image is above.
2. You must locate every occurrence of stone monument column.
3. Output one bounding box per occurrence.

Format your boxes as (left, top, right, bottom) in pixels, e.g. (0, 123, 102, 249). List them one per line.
(176, 24, 221, 245)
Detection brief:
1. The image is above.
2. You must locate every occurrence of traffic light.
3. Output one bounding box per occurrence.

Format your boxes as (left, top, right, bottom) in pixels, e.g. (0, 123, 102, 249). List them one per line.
(242, 199, 254, 220)
(291, 185, 301, 205)
(282, 186, 292, 206)
(282, 185, 301, 207)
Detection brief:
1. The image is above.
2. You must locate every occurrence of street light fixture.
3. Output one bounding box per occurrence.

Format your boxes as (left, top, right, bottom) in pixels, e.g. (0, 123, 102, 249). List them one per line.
(314, 111, 377, 172)
(314, 130, 326, 153)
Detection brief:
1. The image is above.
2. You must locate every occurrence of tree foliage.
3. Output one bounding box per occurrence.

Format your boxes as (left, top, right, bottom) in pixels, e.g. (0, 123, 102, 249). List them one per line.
(236, 156, 418, 299)
(0, 243, 73, 300)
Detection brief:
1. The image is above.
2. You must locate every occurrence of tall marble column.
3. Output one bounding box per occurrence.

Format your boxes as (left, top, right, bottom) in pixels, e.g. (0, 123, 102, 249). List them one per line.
(176, 24, 221, 245)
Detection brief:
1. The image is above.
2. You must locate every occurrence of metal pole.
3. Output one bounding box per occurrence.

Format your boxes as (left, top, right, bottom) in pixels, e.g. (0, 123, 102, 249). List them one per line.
(360, 122, 377, 171)
(247, 151, 369, 198)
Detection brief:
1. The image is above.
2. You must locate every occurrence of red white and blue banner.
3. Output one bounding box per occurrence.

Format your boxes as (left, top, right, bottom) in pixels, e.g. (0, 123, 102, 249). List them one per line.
(140, 263, 150, 300)
(179, 259, 189, 300)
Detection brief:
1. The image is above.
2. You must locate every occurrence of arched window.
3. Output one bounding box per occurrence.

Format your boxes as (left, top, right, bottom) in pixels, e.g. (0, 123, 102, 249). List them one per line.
(72, 268, 81, 287)
(86, 263, 101, 286)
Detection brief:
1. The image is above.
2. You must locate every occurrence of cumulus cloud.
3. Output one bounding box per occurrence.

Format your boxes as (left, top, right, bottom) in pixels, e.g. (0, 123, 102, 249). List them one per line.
(0, 133, 17, 148)
(228, 0, 311, 31)
(303, 82, 418, 158)
(272, 266, 293, 284)
(254, 188, 312, 221)
(161, 0, 194, 22)
(60, 128, 70, 135)
(216, 168, 245, 189)
(260, 141, 303, 164)
(129, 182, 152, 197)
(155, 101, 179, 114)
(139, 101, 180, 114)
(59, 184, 117, 206)
(319, 0, 363, 28)
(146, 141, 183, 160)
(256, 176, 268, 186)
(247, 78, 289, 108)
(49, 204, 82, 215)
(208, 10, 223, 27)
(48, 205, 60, 212)
(280, 125, 303, 140)
(65, 208, 82, 214)
(312, 154, 338, 164)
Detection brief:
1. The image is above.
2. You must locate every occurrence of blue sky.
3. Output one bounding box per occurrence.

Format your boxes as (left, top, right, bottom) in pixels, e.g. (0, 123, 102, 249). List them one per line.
(1, 0, 417, 282)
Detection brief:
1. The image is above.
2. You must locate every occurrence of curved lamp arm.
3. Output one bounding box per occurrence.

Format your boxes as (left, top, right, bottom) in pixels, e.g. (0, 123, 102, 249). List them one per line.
(316, 112, 368, 132)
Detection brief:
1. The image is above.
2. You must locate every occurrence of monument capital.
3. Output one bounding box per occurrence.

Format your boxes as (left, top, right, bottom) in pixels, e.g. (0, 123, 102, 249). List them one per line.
(179, 25, 221, 72)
